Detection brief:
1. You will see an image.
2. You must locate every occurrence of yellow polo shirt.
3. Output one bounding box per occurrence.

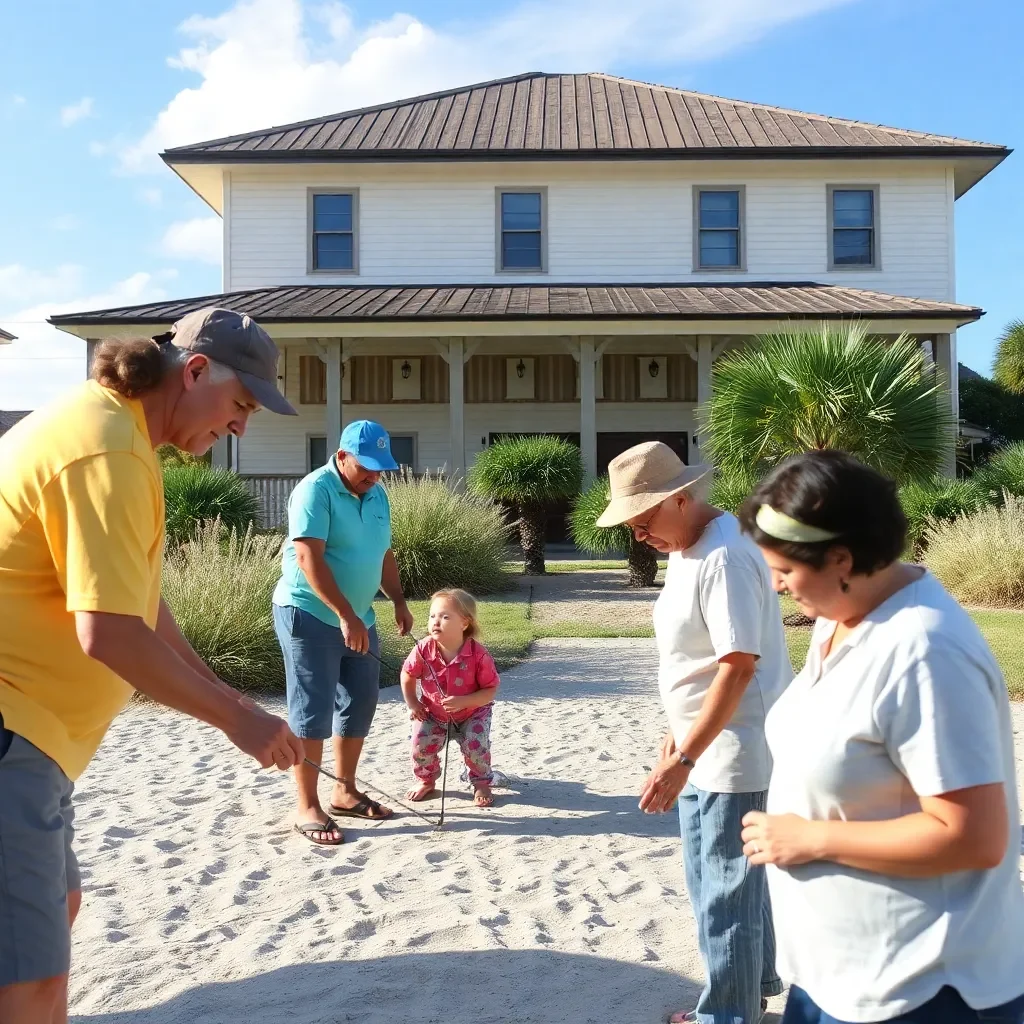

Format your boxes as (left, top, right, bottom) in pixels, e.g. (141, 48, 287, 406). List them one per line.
(0, 381, 164, 780)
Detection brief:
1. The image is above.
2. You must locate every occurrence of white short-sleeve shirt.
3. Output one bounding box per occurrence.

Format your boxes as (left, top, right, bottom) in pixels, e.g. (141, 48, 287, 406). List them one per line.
(765, 570, 1024, 1022)
(653, 512, 792, 793)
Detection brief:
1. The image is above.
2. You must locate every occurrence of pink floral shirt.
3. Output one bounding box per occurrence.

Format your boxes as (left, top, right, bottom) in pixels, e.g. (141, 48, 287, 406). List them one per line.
(402, 637, 500, 724)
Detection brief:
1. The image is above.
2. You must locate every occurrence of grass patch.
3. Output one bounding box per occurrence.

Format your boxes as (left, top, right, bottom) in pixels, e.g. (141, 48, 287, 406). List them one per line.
(534, 622, 655, 639)
(969, 609, 1024, 700)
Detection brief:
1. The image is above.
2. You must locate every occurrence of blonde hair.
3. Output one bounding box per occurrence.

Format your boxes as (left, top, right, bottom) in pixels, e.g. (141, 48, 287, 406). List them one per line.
(430, 589, 479, 640)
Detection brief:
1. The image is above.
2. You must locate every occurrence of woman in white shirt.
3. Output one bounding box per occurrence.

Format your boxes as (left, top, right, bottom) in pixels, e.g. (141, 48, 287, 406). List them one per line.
(737, 450, 1024, 1024)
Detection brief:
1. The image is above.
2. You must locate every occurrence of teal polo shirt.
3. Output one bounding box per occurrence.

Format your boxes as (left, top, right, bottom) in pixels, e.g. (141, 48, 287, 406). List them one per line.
(272, 459, 392, 628)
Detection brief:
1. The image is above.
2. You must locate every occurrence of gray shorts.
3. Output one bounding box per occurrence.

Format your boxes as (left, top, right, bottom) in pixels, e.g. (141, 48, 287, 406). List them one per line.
(0, 715, 79, 987)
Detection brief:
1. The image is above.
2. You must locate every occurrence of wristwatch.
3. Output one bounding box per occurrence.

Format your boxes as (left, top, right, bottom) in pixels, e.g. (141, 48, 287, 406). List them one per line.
(677, 751, 697, 769)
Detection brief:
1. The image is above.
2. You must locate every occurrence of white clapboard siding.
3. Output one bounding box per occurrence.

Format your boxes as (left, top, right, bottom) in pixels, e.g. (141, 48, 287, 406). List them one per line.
(226, 159, 954, 300)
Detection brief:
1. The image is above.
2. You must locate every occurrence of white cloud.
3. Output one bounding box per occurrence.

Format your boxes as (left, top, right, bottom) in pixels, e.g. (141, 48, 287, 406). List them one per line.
(60, 96, 95, 126)
(139, 187, 164, 206)
(88, 140, 109, 157)
(0, 268, 168, 410)
(119, 0, 857, 172)
(161, 216, 222, 264)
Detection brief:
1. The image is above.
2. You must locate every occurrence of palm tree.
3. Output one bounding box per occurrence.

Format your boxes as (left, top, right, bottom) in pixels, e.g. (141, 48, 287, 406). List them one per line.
(570, 476, 658, 587)
(993, 319, 1024, 395)
(468, 435, 584, 575)
(702, 324, 954, 484)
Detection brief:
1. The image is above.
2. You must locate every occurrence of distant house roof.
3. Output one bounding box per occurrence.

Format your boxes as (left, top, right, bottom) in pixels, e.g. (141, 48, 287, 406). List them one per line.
(0, 327, 16, 343)
(0, 410, 30, 435)
(162, 72, 1009, 170)
(49, 282, 982, 327)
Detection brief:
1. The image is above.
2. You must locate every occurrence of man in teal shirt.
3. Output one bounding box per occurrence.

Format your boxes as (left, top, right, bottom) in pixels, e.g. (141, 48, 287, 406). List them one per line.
(273, 420, 413, 845)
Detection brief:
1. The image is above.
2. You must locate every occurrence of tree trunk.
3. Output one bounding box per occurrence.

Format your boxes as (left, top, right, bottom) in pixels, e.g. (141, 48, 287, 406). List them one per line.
(627, 537, 658, 588)
(519, 504, 547, 576)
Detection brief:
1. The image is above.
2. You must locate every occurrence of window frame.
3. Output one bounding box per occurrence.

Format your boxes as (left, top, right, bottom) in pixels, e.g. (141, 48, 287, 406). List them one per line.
(827, 184, 880, 271)
(307, 432, 417, 472)
(495, 187, 548, 274)
(387, 432, 418, 473)
(307, 433, 329, 472)
(692, 185, 746, 272)
(307, 188, 360, 275)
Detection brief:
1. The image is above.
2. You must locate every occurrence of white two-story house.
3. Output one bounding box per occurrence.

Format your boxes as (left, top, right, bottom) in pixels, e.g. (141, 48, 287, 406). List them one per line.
(52, 72, 1008, 523)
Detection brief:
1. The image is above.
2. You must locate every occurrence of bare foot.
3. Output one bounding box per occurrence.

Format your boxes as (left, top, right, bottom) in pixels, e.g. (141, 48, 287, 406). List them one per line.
(406, 781, 437, 802)
(473, 786, 494, 807)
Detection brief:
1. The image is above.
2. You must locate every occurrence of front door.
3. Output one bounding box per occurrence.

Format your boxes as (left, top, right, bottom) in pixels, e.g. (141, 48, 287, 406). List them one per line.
(597, 432, 689, 476)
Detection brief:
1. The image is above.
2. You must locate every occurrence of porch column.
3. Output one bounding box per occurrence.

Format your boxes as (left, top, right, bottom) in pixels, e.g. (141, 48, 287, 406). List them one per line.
(579, 336, 598, 481)
(694, 335, 714, 463)
(323, 339, 343, 454)
(933, 332, 958, 477)
(448, 338, 466, 481)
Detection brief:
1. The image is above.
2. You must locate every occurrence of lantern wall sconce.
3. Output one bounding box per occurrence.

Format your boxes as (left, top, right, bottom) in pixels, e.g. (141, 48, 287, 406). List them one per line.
(401, 360, 412, 379)
(648, 359, 660, 378)
(516, 358, 526, 379)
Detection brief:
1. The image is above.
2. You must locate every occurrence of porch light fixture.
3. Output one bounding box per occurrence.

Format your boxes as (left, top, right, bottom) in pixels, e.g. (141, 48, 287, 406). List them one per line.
(516, 358, 526, 379)
(401, 360, 412, 379)
(648, 359, 660, 378)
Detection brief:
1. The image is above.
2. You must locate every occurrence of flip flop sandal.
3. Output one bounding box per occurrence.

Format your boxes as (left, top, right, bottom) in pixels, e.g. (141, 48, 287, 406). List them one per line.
(328, 796, 393, 820)
(293, 818, 344, 846)
(669, 998, 769, 1024)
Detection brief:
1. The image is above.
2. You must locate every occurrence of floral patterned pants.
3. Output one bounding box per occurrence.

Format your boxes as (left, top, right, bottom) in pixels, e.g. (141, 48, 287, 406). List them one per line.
(411, 706, 493, 788)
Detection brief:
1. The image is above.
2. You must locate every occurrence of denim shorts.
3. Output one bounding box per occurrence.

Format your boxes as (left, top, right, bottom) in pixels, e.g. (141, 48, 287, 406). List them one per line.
(783, 985, 1024, 1024)
(0, 715, 80, 986)
(273, 604, 381, 740)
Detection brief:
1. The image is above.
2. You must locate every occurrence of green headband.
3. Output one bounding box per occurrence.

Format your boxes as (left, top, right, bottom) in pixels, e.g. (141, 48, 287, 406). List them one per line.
(755, 504, 842, 544)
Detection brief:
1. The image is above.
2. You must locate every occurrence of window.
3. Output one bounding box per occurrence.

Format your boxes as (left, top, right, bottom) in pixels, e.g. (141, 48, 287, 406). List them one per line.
(497, 189, 545, 271)
(310, 434, 416, 472)
(694, 187, 744, 270)
(828, 186, 878, 269)
(308, 435, 328, 470)
(309, 191, 358, 272)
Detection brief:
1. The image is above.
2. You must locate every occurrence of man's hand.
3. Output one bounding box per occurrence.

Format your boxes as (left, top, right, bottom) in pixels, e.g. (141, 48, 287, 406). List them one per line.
(223, 702, 304, 770)
(639, 755, 690, 814)
(406, 699, 430, 722)
(741, 812, 823, 867)
(394, 600, 414, 637)
(659, 731, 677, 761)
(340, 613, 370, 654)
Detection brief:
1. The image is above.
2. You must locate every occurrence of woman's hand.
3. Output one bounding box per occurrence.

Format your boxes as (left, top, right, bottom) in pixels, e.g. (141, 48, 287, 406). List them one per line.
(741, 812, 825, 867)
(639, 756, 689, 814)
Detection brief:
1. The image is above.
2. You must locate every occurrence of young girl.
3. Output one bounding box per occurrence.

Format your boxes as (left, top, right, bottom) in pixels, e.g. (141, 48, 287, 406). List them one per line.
(401, 589, 500, 808)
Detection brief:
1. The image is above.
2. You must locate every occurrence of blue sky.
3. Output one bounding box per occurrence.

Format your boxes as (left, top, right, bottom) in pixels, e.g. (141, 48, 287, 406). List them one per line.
(1, 0, 1020, 409)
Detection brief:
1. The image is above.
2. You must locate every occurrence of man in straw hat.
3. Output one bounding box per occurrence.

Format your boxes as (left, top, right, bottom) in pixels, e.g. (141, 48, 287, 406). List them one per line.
(597, 442, 790, 1024)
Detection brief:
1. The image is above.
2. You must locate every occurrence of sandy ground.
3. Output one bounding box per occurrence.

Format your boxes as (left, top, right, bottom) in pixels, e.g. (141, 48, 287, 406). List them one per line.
(523, 570, 661, 629)
(67, 639, 1024, 1024)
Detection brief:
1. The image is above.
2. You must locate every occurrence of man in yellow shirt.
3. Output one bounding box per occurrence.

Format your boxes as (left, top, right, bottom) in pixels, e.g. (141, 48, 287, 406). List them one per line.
(0, 308, 304, 1024)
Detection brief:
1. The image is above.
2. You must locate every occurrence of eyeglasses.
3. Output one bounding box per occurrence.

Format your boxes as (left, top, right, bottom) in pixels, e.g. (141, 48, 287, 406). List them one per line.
(629, 502, 662, 541)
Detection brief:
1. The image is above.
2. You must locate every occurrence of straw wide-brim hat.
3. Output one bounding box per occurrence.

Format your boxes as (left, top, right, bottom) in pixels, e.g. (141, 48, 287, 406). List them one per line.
(595, 442, 712, 528)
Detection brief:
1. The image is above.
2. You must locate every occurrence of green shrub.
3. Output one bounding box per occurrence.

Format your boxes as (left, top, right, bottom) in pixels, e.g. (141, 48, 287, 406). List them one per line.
(570, 476, 657, 587)
(163, 464, 260, 545)
(923, 495, 1024, 608)
(157, 444, 209, 467)
(468, 435, 584, 575)
(899, 477, 990, 555)
(383, 471, 512, 599)
(993, 319, 1024, 395)
(709, 470, 757, 515)
(162, 521, 284, 690)
(975, 442, 1024, 501)
(703, 324, 953, 484)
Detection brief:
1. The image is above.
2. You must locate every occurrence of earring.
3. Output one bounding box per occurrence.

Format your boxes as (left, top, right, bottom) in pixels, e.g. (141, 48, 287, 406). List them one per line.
(839, 579, 850, 593)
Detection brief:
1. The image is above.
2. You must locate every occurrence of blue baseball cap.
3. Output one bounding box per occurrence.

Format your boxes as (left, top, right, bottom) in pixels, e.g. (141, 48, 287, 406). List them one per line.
(339, 420, 398, 472)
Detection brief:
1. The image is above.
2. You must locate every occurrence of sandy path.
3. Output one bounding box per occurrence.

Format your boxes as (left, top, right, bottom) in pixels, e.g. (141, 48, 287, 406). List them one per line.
(67, 639, 1024, 1024)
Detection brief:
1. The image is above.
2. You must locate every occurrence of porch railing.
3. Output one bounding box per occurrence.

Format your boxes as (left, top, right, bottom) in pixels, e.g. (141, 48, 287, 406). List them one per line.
(242, 475, 302, 529)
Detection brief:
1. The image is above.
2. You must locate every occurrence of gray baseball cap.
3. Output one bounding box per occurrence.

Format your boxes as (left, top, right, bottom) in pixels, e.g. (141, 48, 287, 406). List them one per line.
(154, 307, 297, 416)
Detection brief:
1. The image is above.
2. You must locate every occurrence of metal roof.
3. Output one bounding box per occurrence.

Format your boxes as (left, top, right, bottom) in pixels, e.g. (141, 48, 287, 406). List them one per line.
(162, 72, 1007, 163)
(49, 282, 982, 326)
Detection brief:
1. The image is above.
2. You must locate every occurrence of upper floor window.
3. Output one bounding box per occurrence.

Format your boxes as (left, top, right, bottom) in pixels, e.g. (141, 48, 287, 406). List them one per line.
(309, 190, 358, 273)
(828, 186, 879, 269)
(694, 187, 745, 270)
(497, 189, 546, 272)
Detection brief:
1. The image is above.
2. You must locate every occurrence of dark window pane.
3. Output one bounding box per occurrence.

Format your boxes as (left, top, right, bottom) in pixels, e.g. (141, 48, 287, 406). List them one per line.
(313, 193, 353, 232)
(833, 228, 873, 265)
(501, 192, 542, 231)
(389, 435, 415, 470)
(832, 190, 873, 228)
(699, 191, 739, 229)
(309, 436, 328, 469)
(315, 233, 354, 270)
(502, 231, 543, 269)
(699, 230, 739, 267)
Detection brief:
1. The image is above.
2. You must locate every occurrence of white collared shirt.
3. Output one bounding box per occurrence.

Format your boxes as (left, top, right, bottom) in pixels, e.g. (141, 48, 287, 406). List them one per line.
(765, 569, 1024, 1021)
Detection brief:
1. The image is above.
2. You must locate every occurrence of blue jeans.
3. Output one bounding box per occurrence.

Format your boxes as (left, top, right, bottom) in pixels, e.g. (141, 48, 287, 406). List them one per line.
(272, 604, 380, 740)
(783, 985, 1024, 1024)
(679, 784, 783, 1024)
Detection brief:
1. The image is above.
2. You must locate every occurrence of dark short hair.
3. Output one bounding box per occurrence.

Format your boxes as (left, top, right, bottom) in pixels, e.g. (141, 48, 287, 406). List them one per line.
(738, 450, 907, 575)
